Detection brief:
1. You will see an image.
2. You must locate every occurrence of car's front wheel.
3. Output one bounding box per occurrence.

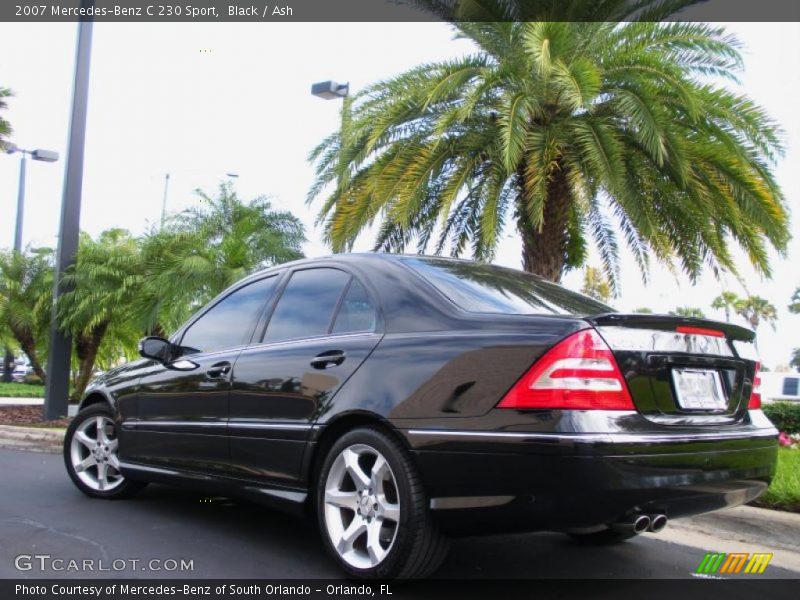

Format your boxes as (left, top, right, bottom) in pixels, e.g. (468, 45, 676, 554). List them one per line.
(316, 426, 448, 579)
(64, 404, 145, 499)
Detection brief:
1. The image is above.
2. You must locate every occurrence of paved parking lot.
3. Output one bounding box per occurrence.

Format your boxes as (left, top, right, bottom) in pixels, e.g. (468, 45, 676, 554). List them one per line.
(1, 448, 797, 580)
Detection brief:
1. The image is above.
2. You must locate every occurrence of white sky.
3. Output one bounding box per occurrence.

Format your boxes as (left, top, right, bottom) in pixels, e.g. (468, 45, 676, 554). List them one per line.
(0, 21, 798, 368)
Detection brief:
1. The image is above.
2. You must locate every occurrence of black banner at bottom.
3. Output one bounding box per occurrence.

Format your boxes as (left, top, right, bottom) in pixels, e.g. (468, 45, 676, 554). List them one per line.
(3, 579, 797, 600)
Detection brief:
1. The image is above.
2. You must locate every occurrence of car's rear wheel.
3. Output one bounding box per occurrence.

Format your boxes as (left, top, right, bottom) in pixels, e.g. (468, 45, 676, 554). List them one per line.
(316, 426, 448, 579)
(64, 404, 145, 499)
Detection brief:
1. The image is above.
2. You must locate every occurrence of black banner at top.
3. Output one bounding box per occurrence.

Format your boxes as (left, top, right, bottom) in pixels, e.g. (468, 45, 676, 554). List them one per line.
(3, 0, 800, 23)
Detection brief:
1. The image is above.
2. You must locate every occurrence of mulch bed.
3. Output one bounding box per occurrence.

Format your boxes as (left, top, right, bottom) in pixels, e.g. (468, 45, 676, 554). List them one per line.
(0, 405, 72, 428)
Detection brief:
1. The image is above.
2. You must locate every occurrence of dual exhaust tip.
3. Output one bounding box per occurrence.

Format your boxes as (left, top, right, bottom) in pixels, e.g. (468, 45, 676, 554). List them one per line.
(614, 513, 668, 535)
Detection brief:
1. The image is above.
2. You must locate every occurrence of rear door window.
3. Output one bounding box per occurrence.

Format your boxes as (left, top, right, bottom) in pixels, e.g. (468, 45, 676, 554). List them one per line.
(263, 268, 350, 343)
(332, 279, 377, 334)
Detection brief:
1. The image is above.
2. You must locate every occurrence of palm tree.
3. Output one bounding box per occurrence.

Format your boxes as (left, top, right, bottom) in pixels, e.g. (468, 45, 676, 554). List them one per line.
(581, 266, 611, 303)
(791, 348, 800, 373)
(309, 6, 788, 290)
(0, 87, 12, 150)
(0, 248, 54, 381)
(57, 229, 144, 401)
(711, 291, 740, 323)
(670, 307, 705, 319)
(790, 287, 800, 314)
(735, 296, 777, 333)
(136, 183, 306, 335)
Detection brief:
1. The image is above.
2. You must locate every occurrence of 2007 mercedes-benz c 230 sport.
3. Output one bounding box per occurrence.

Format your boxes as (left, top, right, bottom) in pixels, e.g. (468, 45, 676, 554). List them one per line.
(64, 254, 778, 578)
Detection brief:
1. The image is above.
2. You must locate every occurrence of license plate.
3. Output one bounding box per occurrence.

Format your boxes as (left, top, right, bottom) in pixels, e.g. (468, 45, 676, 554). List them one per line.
(671, 368, 727, 411)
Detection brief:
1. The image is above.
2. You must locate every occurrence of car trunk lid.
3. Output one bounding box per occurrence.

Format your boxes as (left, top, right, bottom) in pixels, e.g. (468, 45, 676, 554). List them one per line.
(584, 313, 758, 425)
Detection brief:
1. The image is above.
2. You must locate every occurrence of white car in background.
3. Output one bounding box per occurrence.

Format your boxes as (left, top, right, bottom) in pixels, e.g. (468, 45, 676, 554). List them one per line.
(761, 371, 800, 403)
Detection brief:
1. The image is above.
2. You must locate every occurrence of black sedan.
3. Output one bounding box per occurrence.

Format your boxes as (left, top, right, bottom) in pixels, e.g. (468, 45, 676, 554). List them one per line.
(63, 254, 778, 578)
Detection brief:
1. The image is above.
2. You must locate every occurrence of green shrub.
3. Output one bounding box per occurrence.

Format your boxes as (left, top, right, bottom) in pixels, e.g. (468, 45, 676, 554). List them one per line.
(763, 402, 800, 434)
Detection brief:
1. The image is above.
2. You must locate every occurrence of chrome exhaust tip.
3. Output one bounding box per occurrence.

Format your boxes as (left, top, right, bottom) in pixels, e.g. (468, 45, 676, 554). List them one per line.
(613, 514, 651, 535)
(648, 514, 668, 533)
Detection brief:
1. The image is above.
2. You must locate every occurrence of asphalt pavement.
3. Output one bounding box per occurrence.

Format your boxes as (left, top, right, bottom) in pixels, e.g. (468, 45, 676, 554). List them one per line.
(1, 448, 798, 580)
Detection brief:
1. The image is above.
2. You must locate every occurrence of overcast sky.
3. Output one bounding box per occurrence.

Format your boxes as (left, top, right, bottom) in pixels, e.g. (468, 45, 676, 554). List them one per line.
(0, 21, 798, 368)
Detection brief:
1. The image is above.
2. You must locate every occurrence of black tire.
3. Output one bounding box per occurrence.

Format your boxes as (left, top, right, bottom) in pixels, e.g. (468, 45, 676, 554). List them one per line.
(567, 527, 638, 545)
(64, 403, 146, 499)
(316, 426, 449, 579)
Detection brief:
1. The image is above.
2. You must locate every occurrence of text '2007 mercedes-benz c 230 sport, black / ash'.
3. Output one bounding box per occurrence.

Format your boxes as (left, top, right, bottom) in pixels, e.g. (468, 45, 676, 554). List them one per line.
(63, 253, 778, 578)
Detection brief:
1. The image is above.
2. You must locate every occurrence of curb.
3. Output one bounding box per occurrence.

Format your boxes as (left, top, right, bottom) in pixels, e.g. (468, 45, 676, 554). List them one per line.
(0, 424, 66, 442)
(0, 425, 65, 454)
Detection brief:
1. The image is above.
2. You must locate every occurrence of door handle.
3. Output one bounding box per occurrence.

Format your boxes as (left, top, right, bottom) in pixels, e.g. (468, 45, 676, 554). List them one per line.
(206, 361, 232, 379)
(310, 351, 346, 369)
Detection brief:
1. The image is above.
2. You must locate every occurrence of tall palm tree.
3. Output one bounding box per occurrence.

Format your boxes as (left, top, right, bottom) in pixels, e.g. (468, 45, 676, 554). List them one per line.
(735, 296, 777, 333)
(309, 5, 787, 290)
(0, 248, 54, 381)
(711, 291, 740, 323)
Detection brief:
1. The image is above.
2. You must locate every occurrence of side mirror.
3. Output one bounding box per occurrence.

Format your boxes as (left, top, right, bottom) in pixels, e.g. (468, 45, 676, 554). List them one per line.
(138, 336, 172, 363)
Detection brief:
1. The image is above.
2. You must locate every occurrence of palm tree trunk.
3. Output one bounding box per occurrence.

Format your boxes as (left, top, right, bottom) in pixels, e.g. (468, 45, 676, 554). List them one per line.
(516, 165, 572, 281)
(10, 326, 46, 383)
(71, 322, 108, 402)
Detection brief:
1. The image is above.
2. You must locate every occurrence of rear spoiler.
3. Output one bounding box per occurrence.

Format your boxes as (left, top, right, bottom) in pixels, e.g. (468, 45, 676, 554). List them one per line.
(583, 313, 755, 343)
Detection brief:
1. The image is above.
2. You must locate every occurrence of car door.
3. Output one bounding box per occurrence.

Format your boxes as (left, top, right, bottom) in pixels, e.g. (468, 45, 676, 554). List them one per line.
(228, 267, 382, 486)
(123, 275, 280, 475)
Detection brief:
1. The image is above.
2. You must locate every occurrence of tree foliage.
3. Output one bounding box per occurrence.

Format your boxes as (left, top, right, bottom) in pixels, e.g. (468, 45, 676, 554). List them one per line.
(735, 295, 777, 332)
(711, 291, 740, 323)
(0, 248, 53, 381)
(135, 183, 306, 335)
(0, 183, 306, 402)
(670, 306, 705, 318)
(309, 4, 788, 291)
(581, 266, 612, 303)
(0, 87, 12, 150)
(790, 288, 800, 314)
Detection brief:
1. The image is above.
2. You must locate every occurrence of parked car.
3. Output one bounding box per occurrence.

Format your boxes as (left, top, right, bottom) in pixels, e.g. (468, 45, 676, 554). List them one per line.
(760, 371, 800, 403)
(63, 254, 778, 578)
(11, 363, 33, 383)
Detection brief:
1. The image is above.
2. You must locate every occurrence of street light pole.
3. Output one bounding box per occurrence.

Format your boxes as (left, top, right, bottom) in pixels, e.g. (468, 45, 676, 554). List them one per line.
(160, 172, 170, 229)
(14, 153, 26, 253)
(43, 4, 94, 420)
(311, 80, 350, 251)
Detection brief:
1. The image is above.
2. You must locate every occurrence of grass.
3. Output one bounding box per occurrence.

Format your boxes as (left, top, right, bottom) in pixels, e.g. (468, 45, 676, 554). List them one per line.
(0, 382, 45, 398)
(755, 448, 800, 513)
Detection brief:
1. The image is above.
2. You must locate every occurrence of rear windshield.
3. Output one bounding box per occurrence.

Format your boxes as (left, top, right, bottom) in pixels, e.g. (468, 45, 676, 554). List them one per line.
(402, 257, 613, 316)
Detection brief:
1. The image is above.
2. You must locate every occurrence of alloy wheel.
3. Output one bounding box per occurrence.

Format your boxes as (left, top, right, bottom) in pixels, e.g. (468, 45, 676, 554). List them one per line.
(323, 443, 401, 569)
(69, 415, 124, 492)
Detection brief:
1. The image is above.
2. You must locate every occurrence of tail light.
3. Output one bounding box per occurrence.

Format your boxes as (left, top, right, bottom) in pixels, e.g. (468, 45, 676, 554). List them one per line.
(748, 361, 762, 409)
(497, 329, 634, 410)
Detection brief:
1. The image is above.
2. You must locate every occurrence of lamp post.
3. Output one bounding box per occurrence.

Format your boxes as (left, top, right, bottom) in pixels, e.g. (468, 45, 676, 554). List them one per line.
(2, 144, 59, 383)
(311, 80, 351, 246)
(43, 1, 93, 420)
(159, 170, 239, 228)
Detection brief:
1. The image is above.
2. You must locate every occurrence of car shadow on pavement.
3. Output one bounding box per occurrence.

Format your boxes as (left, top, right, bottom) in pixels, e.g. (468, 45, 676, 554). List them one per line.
(125, 485, 684, 579)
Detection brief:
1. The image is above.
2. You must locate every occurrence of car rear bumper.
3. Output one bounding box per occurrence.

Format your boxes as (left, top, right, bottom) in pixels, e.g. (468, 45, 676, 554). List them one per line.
(404, 426, 778, 535)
